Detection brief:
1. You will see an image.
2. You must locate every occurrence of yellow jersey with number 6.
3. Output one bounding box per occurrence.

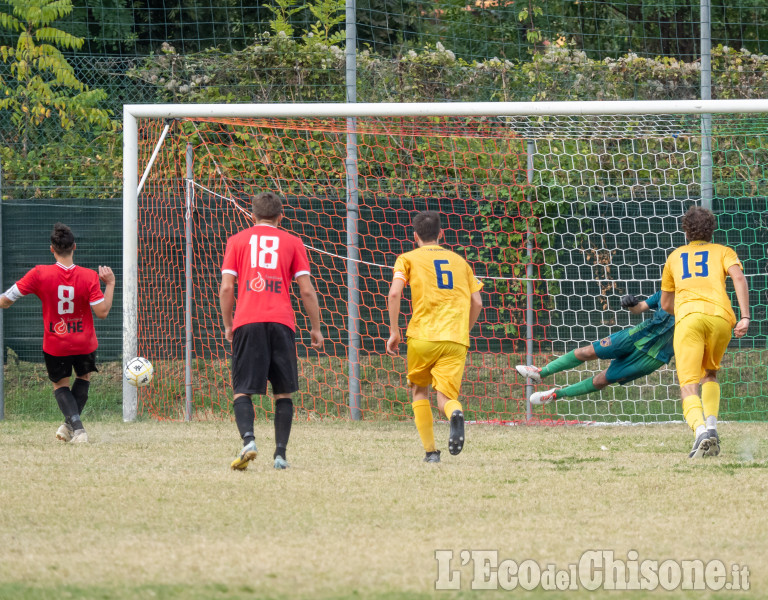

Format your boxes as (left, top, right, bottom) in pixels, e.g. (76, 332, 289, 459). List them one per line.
(661, 240, 742, 326)
(393, 244, 483, 347)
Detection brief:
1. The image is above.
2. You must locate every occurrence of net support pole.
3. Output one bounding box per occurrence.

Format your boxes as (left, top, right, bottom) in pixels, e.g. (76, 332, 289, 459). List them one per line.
(137, 121, 172, 196)
(525, 140, 535, 421)
(700, 0, 713, 210)
(185, 143, 194, 422)
(0, 163, 4, 421)
(345, 0, 361, 420)
(122, 108, 139, 421)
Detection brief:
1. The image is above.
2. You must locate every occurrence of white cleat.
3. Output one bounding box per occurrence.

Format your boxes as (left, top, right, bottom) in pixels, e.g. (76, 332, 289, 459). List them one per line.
(529, 388, 557, 405)
(516, 364, 542, 383)
(56, 423, 74, 442)
(70, 429, 89, 443)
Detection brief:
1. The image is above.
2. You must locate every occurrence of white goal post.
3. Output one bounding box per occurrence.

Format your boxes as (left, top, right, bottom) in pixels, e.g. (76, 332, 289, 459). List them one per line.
(123, 99, 768, 422)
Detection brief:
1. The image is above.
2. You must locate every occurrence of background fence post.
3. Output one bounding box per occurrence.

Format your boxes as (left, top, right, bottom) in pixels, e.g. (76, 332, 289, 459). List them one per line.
(701, 0, 713, 210)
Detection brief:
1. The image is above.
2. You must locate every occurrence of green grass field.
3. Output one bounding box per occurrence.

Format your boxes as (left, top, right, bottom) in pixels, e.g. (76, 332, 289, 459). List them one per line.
(1, 418, 767, 599)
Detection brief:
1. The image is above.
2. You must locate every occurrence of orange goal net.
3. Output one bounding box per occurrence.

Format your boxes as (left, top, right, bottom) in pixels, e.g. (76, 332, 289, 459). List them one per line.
(134, 115, 550, 422)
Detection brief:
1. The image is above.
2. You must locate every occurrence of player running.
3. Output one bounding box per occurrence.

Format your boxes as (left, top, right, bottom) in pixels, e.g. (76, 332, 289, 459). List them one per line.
(661, 206, 750, 458)
(516, 291, 674, 406)
(0, 223, 115, 443)
(386, 210, 483, 462)
(220, 191, 323, 471)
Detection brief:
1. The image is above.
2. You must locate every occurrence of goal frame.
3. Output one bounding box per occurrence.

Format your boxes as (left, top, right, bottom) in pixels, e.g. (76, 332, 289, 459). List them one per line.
(122, 99, 768, 421)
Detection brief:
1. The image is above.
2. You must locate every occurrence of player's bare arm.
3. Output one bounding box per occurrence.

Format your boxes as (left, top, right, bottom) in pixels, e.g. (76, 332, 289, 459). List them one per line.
(469, 291, 483, 331)
(0, 295, 12, 309)
(728, 264, 750, 338)
(660, 290, 675, 314)
(386, 278, 406, 356)
(219, 272, 237, 342)
(93, 266, 116, 319)
(296, 274, 324, 349)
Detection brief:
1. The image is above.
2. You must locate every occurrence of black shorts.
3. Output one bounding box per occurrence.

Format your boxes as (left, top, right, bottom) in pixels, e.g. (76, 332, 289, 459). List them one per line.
(231, 322, 298, 396)
(44, 351, 98, 383)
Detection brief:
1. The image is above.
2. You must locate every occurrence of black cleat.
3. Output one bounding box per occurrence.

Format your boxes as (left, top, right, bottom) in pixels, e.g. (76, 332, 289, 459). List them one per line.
(424, 450, 441, 463)
(689, 431, 712, 459)
(705, 429, 721, 457)
(448, 410, 465, 456)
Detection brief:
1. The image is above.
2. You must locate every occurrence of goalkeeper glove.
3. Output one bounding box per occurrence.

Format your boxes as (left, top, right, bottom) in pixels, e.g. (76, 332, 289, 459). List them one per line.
(620, 294, 639, 309)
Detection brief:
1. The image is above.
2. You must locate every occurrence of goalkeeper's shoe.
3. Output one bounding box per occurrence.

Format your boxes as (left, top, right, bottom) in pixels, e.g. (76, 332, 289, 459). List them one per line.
(688, 431, 712, 459)
(529, 388, 558, 405)
(448, 410, 465, 456)
(273, 456, 290, 470)
(705, 429, 721, 457)
(424, 450, 441, 463)
(515, 364, 542, 383)
(56, 422, 74, 442)
(70, 429, 89, 444)
(230, 440, 258, 471)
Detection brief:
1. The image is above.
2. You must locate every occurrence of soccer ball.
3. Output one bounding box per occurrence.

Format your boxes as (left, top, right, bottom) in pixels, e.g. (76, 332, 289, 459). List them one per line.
(124, 357, 154, 387)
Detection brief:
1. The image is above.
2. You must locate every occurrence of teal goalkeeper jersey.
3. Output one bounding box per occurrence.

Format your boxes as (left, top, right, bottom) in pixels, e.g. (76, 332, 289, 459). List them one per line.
(626, 291, 675, 364)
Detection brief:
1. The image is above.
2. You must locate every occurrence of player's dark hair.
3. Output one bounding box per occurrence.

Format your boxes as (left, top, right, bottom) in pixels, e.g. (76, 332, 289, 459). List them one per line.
(252, 192, 283, 220)
(682, 206, 716, 242)
(50, 223, 75, 255)
(412, 210, 442, 243)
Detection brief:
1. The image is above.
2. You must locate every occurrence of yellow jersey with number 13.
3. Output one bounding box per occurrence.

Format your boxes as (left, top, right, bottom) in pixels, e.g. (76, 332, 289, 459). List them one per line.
(661, 240, 742, 326)
(393, 244, 483, 347)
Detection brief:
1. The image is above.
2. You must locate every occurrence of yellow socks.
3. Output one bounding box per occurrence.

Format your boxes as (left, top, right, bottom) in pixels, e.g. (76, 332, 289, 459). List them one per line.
(412, 399, 436, 453)
(443, 399, 463, 419)
(682, 395, 706, 433)
(702, 382, 720, 429)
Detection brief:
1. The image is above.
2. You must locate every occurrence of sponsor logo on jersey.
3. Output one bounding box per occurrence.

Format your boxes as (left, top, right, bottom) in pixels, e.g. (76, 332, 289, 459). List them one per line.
(599, 337, 612, 347)
(50, 318, 83, 335)
(247, 273, 283, 294)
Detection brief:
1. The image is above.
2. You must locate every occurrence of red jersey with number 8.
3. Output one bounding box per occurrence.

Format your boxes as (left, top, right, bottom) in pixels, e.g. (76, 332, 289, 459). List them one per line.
(15, 263, 105, 356)
(221, 224, 311, 332)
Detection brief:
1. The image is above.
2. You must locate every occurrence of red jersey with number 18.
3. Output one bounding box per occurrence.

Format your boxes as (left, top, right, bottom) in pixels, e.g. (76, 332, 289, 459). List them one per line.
(221, 224, 311, 332)
(15, 263, 104, 356)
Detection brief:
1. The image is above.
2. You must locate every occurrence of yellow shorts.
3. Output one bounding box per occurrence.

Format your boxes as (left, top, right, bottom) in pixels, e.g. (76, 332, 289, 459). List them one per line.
(406, 338, 468, 401)
(673, 313, 733, 387)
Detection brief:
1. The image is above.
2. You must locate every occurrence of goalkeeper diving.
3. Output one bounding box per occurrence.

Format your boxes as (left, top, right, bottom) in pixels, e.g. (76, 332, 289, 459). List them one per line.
(516, 291, 673, 404)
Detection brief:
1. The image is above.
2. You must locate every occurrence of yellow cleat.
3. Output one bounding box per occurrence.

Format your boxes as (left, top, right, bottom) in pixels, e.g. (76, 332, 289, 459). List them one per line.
(230, 440, 258, 470)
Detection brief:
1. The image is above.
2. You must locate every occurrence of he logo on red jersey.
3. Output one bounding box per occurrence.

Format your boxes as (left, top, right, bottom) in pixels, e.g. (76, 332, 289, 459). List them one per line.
(249, 272, 266, 292)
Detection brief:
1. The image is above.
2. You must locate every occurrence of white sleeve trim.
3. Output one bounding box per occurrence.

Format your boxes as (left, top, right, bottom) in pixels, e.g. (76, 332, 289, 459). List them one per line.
(393, 271, 407, 282)
(222, 269, 238, 277)
(3, 284, 24, 302)
(90, 298, 105, 306)
(294, 270, 310, 279)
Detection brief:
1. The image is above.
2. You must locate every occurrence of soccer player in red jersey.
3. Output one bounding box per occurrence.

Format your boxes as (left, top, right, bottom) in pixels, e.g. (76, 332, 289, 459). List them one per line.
(0, 223, 115, 443)
(220, 192, 324, 470)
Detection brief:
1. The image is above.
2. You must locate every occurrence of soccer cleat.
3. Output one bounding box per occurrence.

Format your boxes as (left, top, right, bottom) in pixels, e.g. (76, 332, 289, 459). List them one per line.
(56, 422, 74, 442)
(529, 388, 558, 405)
(448, 410, 465, 456)
(230, 440, 258, 470)
(515, 364, 542, 383)
(70, 429, 89, 444)
(273, 456, 290, 470)
(424, 450, 441, 463)
(688, 431, 712, 459)
(705, 429, 721, 457)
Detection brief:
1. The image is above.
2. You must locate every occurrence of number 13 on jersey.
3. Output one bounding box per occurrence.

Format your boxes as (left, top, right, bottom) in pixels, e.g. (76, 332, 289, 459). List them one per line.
(681, 250, 709, 279)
